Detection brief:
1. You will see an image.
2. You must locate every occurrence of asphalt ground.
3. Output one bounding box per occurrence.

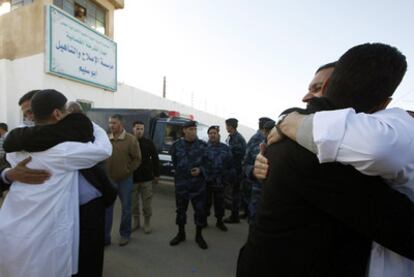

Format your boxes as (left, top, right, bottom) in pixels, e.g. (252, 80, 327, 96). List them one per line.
(103, 180, 249, 277)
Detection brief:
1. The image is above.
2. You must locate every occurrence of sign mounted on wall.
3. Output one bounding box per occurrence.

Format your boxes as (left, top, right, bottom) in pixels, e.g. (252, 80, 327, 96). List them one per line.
(45, 5, 117, 91)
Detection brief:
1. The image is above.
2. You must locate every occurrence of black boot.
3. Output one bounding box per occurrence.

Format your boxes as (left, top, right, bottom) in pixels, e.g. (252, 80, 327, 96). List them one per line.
(170, 225, 186, 246)
(216, 219, 228, 232)
(223, 213, 240, 224)
(195, 226, 208, 249)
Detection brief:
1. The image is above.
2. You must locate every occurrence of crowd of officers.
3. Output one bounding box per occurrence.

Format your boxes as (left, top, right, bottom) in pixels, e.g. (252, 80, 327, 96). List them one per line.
(168, 116, 275, 249)
(103, 113, 275, 250)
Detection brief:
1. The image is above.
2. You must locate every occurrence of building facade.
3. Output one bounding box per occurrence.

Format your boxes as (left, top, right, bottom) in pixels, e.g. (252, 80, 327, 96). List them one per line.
(0, 0, 255, 138)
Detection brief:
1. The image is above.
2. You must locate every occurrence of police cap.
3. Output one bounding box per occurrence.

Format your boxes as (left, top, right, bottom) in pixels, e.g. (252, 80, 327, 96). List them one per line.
(263, 120, 276, 131)
(259, 117, 273, 129)
(182, 120, 197, 128)
(207, 125, 220, 133)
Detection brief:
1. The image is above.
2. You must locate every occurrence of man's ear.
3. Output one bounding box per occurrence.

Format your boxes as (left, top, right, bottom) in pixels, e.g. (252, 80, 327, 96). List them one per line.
(52, 109, 65, 121)
(320, 77, 330, 96)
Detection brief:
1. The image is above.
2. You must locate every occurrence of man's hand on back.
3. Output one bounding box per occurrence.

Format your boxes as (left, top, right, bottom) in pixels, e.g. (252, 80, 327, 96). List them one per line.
(253, 144, 269, 181)
(5, 157, 51, 184)
(255, 112, 308, 180)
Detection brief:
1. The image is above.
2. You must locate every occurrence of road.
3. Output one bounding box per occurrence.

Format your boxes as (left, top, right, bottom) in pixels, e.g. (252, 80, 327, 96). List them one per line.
(103, 180, 249, 277)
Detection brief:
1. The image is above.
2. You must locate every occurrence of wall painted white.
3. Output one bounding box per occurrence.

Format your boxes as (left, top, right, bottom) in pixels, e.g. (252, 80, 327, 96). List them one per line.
(0, 54, 256, 139)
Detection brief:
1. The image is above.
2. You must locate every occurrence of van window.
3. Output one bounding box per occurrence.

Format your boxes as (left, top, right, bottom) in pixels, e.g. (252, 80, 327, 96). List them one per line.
(164, 124, 182, 146)
(196, 123, 209, 142)
(153, 122, 182, 154)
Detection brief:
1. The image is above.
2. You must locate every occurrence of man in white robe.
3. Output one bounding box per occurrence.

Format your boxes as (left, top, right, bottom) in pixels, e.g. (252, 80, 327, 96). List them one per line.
(0, 89, 112, 277)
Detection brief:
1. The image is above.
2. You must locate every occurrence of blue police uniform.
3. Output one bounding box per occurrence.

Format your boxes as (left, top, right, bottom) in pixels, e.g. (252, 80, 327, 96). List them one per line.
(242, 131, 266, 224)
(170, 137, 209, 227)
(205, 141, 234, 221)
(225, 131, 246, 219)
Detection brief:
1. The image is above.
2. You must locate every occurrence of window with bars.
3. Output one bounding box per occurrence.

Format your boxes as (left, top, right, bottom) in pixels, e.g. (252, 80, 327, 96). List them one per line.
(53, 0, 106, 35)
(10, 0, 33, 11)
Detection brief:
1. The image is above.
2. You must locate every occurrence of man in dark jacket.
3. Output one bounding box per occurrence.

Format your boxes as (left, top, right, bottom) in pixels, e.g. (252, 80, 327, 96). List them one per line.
(237, 43, 414, 276)
(132, 121, 160, 234)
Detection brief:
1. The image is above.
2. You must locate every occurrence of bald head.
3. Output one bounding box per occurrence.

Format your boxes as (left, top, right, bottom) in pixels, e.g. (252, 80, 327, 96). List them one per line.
(67, 101, 84, 114)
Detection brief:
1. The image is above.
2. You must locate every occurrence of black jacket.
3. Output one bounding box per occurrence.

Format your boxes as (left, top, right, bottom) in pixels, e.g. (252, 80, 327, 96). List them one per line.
(237, 98, 414, 277)
(133, 137, 160, 183)
(3, 113, 117, 207)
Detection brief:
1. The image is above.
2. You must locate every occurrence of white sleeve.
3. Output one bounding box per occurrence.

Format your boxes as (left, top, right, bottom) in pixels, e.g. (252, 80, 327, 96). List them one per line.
(1, 168, 11, 184)
(313, 108, 413, 178)
(50, 122, 112, 171)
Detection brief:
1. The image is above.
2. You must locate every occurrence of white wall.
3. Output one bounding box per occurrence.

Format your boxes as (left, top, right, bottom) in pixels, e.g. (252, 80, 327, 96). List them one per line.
(0, 54, 255, 139)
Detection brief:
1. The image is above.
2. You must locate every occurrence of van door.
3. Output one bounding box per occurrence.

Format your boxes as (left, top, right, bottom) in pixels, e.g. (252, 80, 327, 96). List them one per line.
(153, 121, 183, 177)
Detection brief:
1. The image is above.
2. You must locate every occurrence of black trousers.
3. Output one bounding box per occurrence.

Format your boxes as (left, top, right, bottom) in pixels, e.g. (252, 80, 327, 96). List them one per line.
(73, 197, 105, 277)
(205, 184, 225, 219)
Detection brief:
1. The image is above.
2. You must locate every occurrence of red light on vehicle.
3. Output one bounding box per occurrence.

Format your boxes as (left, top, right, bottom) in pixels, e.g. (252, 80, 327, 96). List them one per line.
(168, 111, 181, 118)
(189, 114, 194, 120)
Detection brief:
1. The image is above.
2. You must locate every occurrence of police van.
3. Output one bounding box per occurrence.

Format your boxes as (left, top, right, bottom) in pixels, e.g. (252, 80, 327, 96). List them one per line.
(86, 108, 209, 177)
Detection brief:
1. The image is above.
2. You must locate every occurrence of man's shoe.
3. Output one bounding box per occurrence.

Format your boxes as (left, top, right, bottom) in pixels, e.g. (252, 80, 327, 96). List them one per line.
(216, 221, 228, 232)
(223, 215, 240, 224)
(118, 237, 130, 247)
(169, 232, 186, 246)
(195, 235, 208, 249)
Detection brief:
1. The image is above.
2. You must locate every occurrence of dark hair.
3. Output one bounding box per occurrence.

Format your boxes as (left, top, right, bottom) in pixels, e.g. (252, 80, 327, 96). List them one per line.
(315, 62, 336, 74)
(324, 43, 407, 113)
(110, 114, 123, 122)
(133, 120, 145, 127)
(225, 118, 238, 129)
(0, 123, 8, 132)
(31, 89, 67, 122)
(18, 90, 41, 106)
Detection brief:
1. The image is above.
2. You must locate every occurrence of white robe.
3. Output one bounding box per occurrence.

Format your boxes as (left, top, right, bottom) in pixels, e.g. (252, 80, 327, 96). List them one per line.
(0, 123, 112, 277)
(313, 107, 414, 277)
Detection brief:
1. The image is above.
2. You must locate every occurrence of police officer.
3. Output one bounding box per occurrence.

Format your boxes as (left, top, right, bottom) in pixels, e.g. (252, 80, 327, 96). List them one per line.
(169, 121, 209, 249)
(205, 126, 234, 231)
(244, 118, 274, 224)
(224, 118, 247, 223)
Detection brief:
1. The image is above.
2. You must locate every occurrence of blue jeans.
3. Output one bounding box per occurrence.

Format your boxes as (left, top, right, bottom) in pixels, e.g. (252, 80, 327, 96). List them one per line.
(105, 176, 133, 242)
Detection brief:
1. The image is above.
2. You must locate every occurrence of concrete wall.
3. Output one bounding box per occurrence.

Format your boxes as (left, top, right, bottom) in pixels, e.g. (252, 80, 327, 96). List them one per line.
(0, 0, 121, 60)
(0, 0, 47, 60)
(0, 53, 256, 139)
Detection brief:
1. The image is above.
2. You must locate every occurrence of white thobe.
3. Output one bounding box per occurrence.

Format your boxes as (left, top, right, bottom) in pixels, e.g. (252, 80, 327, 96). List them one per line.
(0, 123, 112, 277)
(312, 107, 414, 277)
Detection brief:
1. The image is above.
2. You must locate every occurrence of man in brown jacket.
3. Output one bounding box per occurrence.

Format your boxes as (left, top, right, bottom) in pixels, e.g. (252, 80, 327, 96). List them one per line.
(105, 114, 141, 246)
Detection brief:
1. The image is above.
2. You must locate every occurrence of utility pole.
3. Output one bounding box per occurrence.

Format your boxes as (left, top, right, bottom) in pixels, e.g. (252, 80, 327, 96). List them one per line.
(162, 76, 166, 98)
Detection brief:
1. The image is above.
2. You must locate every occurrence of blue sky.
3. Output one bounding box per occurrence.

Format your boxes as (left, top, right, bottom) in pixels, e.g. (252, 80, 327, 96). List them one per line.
(115, 0, 414, 128)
